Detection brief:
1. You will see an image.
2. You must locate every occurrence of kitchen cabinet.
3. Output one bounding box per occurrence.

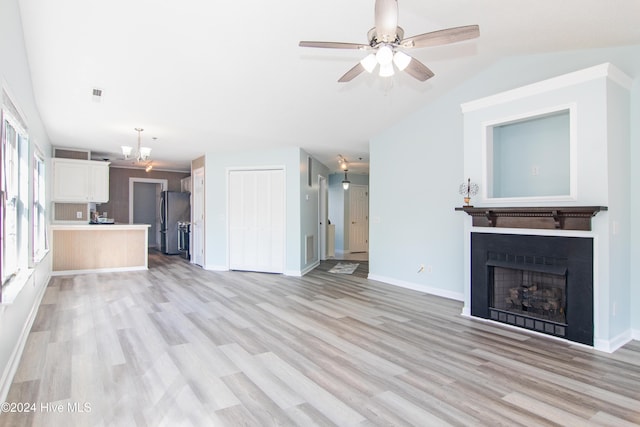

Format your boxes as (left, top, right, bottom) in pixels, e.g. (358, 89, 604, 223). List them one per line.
(52, 158, 110, 202)
(181, 176, 192, 193)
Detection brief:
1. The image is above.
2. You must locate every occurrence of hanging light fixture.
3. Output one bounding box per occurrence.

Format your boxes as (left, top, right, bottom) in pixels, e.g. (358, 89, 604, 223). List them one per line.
(376, 45, 395, 77)
(393, 51, 412, 71)
(122, 127, 152, 162)
(358, 45, 414, 78)
(338, 155, 349, 170)
(360, 54, 377, 73)
(342, 170, 351, 190)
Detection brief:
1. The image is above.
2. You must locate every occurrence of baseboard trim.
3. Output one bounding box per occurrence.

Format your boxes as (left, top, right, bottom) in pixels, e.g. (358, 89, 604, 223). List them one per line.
(595, 329, 634, 353)
(367, 274, 464, 302)
(203, 264, 229, 272)
(298, 260, 320, 277)
(0, 273, 50, 403)
(204, 264, 310, 277)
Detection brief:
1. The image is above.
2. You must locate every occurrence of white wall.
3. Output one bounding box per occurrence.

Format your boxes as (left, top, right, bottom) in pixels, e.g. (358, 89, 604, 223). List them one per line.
(631, 79, 640, 339)
(369, 45, 640, 346)
(0, 0, 53, 400)
(203, 146, 328, 276)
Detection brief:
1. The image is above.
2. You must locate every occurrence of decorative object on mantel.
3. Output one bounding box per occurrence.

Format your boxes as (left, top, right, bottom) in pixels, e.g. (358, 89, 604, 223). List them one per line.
(455, 206, 607, 231)
(458, 178, 479, 206)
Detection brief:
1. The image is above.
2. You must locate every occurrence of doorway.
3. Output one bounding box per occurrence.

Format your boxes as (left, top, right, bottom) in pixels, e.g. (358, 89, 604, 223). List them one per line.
(129, 178, 168, 248)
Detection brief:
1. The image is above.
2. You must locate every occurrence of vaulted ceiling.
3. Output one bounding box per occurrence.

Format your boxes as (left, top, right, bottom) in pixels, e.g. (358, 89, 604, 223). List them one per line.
(17, 0, 640, 173)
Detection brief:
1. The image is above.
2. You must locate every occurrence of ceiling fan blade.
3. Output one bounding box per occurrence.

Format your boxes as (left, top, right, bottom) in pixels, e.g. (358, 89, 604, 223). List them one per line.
(400, 25, 480, 49)
(374, 0, 399, 42)
(338, 63, 366, 83)
(403, 58, 435, 82)
(299, 41, 369, 50)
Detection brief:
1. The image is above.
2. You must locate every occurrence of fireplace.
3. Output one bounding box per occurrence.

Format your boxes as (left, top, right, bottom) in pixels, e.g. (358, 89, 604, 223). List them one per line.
(471, 233, 593, 345)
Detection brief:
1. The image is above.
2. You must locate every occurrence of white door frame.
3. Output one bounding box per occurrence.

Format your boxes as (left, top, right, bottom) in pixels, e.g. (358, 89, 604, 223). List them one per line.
(192, 167, 205, 266)
(318, 175, 328, 260)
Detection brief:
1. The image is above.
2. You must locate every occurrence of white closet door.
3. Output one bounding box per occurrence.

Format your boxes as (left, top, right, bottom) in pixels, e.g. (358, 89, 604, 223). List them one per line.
(349, 184, 369, 253)
(229, 169, 284, 273)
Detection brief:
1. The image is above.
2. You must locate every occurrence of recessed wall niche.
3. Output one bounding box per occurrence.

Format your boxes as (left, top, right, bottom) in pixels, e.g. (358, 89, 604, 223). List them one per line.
(485, 107, 574, 200)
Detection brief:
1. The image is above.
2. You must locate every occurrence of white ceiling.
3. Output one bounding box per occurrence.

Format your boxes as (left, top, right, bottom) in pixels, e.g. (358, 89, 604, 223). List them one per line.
(17, 0, 640, 173)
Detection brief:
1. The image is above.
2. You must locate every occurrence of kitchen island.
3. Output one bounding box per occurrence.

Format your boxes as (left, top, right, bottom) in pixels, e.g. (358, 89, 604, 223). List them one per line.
(51, 224, 150, 275)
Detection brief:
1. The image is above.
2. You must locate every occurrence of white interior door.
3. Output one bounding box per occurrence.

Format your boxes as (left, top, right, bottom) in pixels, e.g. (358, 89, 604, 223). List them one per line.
(229, 169, 284, 273)
(349, 184, 369, 253)
(192, 167, 205, 266)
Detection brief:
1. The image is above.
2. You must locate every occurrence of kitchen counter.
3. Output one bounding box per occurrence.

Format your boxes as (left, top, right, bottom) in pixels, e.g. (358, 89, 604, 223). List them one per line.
(51, 223, 150, 274)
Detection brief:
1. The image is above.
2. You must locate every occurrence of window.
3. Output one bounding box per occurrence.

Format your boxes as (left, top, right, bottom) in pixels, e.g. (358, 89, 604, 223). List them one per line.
(1, 111, 21, 284)
(1, 99, 35, 292)
(33, 151, 47, 262)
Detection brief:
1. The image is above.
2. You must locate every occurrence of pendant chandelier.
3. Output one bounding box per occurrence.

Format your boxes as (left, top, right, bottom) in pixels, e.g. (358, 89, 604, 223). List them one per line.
(121, 127, 151, 162)
(342, 170, 350, 190)
(338, 155, 350, 190)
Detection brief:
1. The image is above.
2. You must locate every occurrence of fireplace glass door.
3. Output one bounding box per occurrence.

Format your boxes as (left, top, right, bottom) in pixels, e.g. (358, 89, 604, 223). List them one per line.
(487, 256, 568, 338)
(491, 266, 567, 323)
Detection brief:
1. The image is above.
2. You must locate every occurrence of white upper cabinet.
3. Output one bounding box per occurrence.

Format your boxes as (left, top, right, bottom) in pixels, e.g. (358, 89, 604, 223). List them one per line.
(52, 158, 110, 202)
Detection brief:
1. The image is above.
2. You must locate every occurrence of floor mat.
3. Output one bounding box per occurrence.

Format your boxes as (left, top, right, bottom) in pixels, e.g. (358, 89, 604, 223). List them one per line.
(328, 262, 360, 274)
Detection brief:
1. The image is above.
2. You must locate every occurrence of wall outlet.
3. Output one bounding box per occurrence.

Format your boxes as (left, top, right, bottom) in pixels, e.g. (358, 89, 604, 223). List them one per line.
(427, 265, 433, 273)
(612, 302, 617, 316)
(531, 165, 539, 176)
(76, 211, 83, 219)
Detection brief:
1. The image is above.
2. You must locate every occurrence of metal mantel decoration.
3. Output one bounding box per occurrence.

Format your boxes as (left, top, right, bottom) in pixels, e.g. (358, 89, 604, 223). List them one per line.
(458, 178, 479, 206)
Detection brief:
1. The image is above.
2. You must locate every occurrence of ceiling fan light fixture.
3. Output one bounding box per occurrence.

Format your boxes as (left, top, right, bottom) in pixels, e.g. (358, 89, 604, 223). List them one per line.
(393, 51, 411, 71)
(360, 54, 377, 73)
(376, 45, 394, 66)
(379, 62, 394, 77)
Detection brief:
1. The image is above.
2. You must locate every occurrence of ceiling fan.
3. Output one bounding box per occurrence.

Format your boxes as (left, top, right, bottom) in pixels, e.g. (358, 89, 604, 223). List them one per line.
(299, 0, 479, 82)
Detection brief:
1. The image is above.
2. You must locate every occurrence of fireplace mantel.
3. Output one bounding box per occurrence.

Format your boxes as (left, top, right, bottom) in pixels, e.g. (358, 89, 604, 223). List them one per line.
(455, 206, 607, 231)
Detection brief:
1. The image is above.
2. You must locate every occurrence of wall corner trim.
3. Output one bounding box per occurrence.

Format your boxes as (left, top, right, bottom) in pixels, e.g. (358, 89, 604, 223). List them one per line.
(460, 62, 632, 113)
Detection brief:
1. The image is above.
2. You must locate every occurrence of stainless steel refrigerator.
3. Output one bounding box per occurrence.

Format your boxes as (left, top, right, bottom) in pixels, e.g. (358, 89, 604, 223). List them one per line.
(160, 191, 190, 254)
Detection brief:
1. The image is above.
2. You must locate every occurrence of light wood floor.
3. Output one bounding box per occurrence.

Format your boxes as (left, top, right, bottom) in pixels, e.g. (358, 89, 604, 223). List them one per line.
(2, 252, 639, 426)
